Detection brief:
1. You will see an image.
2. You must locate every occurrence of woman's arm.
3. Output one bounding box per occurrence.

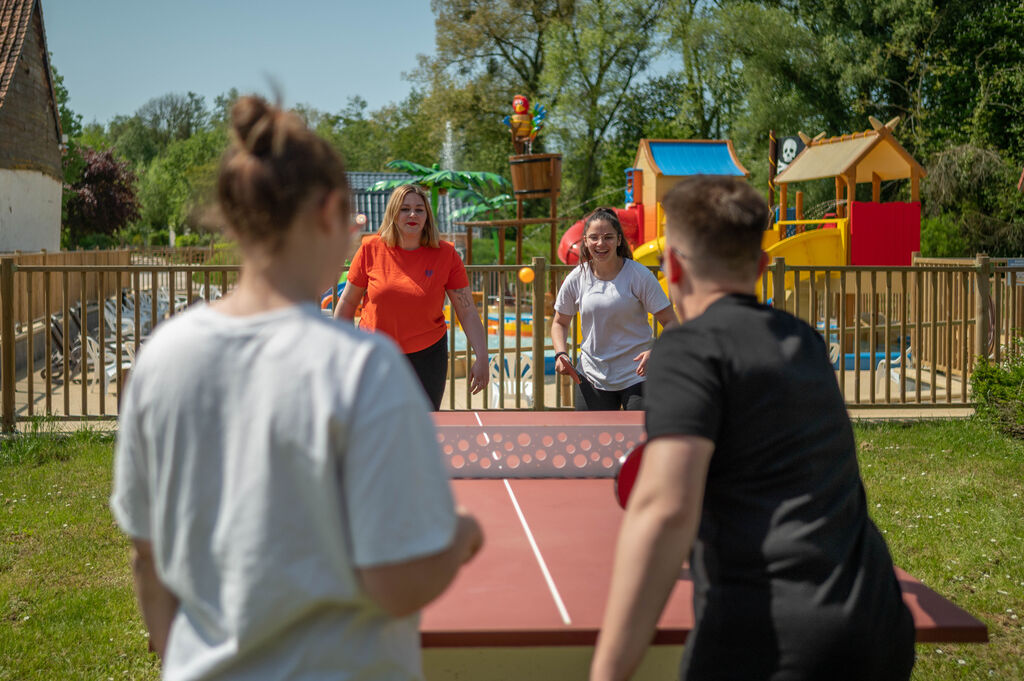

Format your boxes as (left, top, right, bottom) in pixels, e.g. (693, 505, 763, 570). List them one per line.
(356, 508, 483, 617)
(653, 305, 678, 330)
(550, 311, 575, 375)
(130, 539, 178, 661)
(448, 287, 488, 394)
(333, 283, 366, 321)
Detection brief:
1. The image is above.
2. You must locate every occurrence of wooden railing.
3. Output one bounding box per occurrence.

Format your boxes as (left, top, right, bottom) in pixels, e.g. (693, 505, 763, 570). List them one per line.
(2, 253, 1023, 429)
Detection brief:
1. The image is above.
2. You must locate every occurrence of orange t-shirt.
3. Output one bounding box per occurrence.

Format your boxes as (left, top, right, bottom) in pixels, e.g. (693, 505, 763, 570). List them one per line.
(347, 237, 470, 353)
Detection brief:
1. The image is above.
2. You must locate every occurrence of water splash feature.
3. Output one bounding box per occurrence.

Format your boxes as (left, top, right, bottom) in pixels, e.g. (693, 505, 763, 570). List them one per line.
(441, 120, 456, 170)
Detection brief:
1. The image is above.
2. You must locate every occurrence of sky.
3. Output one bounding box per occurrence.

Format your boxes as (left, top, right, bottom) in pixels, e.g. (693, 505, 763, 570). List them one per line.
(42, 0, 437, 126)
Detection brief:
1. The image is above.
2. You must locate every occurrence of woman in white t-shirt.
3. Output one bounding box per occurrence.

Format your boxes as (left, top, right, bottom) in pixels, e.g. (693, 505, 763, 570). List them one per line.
(551, 207, 676, 410)
(111, 96, 482, 680)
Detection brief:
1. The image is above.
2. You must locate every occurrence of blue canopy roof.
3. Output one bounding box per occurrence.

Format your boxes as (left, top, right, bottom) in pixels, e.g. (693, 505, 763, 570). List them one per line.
(647, 141, 748, 177)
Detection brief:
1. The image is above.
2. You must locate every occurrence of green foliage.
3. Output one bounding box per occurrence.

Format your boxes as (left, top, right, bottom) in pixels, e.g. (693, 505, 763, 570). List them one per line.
(174, 231, 219, 248)
(542, 0, 667, 208)
(47, 0, 1024, 263)
(191, 242, 241, 289)
(62, 149, 141, 248)
(136, 127, 228, 232)
(922, 145, 1024, 257)
(920, 215, 969, 257)
(971, 343, 1024, 437)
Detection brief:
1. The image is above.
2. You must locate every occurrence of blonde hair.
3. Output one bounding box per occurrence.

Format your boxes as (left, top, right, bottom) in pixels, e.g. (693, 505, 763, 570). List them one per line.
(377, 184, 440, 248)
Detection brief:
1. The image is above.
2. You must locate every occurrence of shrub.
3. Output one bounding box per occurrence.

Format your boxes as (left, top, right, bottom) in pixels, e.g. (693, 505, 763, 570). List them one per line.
(191, 241, 240, 289)
(971, 341, 1024, 437)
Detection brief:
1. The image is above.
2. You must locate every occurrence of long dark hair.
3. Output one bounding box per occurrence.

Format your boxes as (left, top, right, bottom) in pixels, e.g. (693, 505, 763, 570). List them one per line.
(579, 207, 633, 264)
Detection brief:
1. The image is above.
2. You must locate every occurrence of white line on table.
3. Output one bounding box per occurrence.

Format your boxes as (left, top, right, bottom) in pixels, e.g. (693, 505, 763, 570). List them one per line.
(472, 413, 572, 625)
(502, 478, 572, 625)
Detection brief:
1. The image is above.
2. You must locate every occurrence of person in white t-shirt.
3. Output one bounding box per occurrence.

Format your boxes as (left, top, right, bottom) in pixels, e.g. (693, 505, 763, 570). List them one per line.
(110, 95, 483, 681)
(551, 207, 677, 410)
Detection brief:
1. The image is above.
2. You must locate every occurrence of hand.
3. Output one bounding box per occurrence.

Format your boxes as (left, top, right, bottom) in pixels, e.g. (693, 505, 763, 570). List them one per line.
(633, 350, 652, 376)
(455, 506, 484, 564)
(469, 355, 489, 394)
(555, 353, 573, 375)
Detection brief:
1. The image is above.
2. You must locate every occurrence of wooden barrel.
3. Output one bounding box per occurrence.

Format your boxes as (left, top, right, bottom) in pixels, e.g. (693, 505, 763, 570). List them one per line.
(509, 154, 562, 197)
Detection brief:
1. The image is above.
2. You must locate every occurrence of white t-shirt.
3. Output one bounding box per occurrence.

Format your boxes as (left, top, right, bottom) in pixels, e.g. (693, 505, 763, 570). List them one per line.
(554, 258, 670, 391)
(110, 303, 456, 681)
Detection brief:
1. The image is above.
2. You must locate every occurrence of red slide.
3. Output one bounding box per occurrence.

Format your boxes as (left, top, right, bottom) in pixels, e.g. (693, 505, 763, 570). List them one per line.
(557, 206, 642, 265)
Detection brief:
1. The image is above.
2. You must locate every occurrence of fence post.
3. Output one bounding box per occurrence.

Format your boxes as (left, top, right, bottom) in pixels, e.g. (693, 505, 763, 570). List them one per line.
(531, 256, 546, 410)
(1, 258, 16, 432)
(771, 257, 786, 310)
(976, 253, 991, 362)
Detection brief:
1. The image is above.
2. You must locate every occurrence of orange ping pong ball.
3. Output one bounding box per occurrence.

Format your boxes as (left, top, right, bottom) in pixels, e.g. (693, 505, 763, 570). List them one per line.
(355, 214, 367, 228)
(518, 267, 535, 284)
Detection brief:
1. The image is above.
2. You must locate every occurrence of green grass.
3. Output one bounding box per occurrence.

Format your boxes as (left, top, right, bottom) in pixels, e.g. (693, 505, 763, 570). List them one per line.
(1, 421, 1021, 679)
(854, 420, 1024, 679)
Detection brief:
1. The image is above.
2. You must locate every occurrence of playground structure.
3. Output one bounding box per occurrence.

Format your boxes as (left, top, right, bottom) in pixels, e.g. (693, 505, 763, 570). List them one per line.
(762, 116, 925, 301)
(558, 139, 750, 265)
(551, 123, 941, 377)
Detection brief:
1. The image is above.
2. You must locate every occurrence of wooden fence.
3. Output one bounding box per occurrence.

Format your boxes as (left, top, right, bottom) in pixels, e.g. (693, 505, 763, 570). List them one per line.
(2, 253, 1023, 430)
(7, 250, 132, 332)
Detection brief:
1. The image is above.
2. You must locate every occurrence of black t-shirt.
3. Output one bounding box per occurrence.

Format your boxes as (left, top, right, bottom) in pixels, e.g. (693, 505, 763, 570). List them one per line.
(646, 294, 914, 681)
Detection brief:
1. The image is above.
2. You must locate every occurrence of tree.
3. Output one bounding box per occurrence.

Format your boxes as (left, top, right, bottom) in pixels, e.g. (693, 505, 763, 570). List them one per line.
(426, 0, 574, 104)
(369, 159, 510, 217)
(108, 92, 212, 166)
(50, 62, 88, 221)
(922, 145, 1024, 257)
(542, 0, 668, 206)
(136, 128, 228, 233)
(63, 149, 140, 247)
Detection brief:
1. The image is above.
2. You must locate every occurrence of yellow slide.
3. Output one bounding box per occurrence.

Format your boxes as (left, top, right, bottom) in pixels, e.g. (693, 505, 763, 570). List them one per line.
(633, 229, 846, 303)
(633, 238, 671, 301)
(758, 228, 846, 302)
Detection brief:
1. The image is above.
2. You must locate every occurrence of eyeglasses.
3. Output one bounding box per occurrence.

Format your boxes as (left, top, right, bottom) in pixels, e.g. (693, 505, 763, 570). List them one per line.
(658, 246, 691, 273)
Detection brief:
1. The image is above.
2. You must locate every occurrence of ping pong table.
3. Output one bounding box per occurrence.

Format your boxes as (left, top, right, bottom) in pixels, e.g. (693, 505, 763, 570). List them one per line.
(422, 411, 987, 680)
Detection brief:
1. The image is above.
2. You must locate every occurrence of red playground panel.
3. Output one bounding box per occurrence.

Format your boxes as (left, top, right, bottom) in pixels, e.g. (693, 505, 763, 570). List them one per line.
(423, 412, 986, 679)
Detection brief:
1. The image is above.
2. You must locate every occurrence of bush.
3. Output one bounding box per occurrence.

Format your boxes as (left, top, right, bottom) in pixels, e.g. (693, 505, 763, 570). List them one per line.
(191, 241, 240, 289)
(174, 231, 219, 247)
(920, 214, 969, 257)
(971, 341, 1024, 437)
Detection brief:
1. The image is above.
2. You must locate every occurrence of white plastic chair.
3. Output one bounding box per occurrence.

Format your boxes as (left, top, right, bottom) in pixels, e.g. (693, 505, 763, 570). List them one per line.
(489, 355, 533, 408)
(875, 347, 930, 396)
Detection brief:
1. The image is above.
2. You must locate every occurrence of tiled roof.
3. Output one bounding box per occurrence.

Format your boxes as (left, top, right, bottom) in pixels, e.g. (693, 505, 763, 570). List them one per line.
(0, 0, 35, 110)
(348, 171, 411, 191)
(0, 0, 61, 138)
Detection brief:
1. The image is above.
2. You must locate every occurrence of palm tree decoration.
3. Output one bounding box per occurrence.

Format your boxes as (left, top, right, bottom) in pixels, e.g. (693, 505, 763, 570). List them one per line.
(368, 160, 511, 217)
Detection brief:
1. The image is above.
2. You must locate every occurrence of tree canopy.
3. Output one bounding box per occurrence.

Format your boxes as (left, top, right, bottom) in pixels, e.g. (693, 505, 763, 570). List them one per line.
(51, 0, 1024, 255)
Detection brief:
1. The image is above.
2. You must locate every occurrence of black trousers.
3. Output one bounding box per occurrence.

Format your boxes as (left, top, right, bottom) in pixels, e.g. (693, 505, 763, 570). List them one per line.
(405, 334, 448, 410)
(573, 371, 645, 411)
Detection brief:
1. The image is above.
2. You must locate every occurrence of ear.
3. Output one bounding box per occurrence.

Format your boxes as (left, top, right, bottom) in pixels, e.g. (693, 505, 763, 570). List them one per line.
(666, 248, 683, 285)
(756, 250, 770, 278)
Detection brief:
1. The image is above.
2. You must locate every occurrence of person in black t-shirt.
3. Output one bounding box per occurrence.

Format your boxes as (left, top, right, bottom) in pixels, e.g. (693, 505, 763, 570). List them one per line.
(591, 176, 915, 681)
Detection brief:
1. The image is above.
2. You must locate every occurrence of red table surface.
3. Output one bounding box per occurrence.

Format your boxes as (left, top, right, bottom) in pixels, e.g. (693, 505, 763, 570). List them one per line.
(421, 476, 987, 647)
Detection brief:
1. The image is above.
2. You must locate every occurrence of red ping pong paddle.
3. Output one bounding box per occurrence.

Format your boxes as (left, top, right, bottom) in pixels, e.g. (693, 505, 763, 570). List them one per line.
(556, 353, 582, 384)
(614, 440, 647, 509)
(564, 362, 582, 385)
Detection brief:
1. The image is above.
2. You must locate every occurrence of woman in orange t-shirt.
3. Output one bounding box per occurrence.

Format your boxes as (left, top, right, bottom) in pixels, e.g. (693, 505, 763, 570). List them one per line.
(335, 184, 488, 409)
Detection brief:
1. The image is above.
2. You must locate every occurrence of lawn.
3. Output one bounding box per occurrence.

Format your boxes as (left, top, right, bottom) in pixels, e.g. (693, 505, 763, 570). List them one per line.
(1, 420, 1021, 680)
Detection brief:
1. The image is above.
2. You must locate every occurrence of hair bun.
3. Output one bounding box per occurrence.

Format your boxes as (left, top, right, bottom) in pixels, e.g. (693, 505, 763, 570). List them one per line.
(231, 96, 276, 156)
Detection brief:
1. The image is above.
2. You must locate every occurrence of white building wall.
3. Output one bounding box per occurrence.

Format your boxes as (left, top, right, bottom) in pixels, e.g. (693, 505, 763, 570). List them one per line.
(0, 168, 61, 252)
